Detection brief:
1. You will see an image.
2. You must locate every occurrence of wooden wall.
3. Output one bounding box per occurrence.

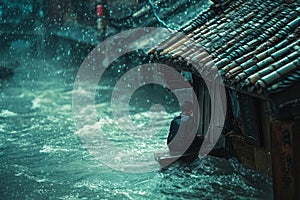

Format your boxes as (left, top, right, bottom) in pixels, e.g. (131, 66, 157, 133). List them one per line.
(254, 101, 272, 175)
(223, 91, 272, 175)
(271, 119, 300, 200)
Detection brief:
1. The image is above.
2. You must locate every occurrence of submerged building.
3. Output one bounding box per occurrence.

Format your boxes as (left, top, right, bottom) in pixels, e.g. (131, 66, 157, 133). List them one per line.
(1, 0, 298, 199)
(148, 0, 300, 199)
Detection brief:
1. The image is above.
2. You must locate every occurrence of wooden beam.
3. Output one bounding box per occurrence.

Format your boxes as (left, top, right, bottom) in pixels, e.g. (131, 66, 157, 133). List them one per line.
(271, 120, 297, 199)
(293, 117, 300, 199)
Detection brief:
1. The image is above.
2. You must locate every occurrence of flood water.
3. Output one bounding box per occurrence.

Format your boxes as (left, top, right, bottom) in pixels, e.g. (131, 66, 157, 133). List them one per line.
(0, 47, 273, 199)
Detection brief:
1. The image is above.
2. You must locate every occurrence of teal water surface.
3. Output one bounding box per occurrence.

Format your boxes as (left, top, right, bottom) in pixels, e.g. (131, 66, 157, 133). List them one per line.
(0, 55, 273, 199)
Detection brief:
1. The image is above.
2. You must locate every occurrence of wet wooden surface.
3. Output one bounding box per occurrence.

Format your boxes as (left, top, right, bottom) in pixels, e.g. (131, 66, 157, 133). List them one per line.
(271, 121, 298, 200)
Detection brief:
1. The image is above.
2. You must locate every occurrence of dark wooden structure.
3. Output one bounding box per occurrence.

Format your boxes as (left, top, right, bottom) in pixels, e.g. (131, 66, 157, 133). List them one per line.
(148, 0, 300, 199)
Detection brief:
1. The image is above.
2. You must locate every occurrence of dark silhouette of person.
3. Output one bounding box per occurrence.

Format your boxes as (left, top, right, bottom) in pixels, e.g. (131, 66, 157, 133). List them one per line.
(167, 101, 203, 155)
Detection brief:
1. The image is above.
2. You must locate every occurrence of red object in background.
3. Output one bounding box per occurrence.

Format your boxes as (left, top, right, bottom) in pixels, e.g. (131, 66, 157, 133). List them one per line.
(97, 5, 104, 16)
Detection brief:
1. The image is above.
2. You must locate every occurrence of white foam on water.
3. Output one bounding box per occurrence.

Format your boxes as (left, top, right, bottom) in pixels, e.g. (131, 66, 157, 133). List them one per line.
(12, 164, 48, 183)
(40, 145, 72, 153)
(31, 93, 57, 109)
(76, 106, 172, 173)
(0, 110, 17, 117)
(0, 124, 5, 132)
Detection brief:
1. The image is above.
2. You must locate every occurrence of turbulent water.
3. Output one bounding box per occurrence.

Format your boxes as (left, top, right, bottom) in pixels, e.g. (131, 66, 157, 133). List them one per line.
(0, 54, 273, 199)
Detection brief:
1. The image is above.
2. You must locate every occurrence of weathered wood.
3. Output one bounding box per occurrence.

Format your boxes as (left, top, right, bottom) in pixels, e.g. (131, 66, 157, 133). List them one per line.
(254, 101, 272, 175)
(293, 117, 300, 200)
(231, 136, 255, 167)
(271, 120, 296, 200)
(238, 94, 263, 146)
(254, 147, 271, 175)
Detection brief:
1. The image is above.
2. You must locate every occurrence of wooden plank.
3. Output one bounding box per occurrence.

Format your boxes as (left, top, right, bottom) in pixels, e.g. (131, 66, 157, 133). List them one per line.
(238, 94, 262, 146)
(271, 121, 296, 200)
(293, 118, 300, 200)
(254, 101, 272, 175)
(232, 137, 255, 167)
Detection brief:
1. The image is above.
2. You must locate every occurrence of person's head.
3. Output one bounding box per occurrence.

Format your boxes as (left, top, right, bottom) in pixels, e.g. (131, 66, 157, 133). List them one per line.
(181, 101, 193, 116)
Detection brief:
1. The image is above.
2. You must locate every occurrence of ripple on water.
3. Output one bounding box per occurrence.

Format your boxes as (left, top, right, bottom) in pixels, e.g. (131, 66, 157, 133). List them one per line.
(0, 58, 273, 200)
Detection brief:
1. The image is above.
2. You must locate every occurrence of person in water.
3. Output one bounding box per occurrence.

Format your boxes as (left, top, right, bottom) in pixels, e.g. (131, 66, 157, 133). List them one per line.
(167, 101, 203, 155)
